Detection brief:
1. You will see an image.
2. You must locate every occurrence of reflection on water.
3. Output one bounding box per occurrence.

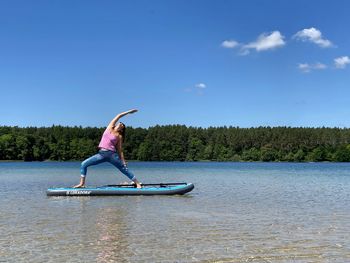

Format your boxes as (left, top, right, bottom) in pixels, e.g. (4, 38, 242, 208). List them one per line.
(95, 207, 130, 263)
(0, 162, 350, 262)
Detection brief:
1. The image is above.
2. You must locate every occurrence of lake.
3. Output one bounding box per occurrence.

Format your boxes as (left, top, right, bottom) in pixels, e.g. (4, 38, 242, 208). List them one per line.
(1, 162, 350, 262)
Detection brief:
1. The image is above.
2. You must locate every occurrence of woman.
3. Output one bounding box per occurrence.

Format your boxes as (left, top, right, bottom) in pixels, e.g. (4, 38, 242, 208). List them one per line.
(74, 109, 142, 188)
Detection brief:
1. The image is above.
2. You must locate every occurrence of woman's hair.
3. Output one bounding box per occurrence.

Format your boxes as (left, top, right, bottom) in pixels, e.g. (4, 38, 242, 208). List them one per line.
(119, 122, 126, 142)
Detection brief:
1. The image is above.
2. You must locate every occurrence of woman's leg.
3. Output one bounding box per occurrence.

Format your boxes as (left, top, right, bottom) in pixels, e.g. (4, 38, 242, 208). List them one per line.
(108, 152, 142, 188)
(74, 152, 106, 188)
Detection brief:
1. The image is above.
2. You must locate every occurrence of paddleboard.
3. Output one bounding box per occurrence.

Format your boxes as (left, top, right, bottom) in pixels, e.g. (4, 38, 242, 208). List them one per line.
(46, 182, 194, 196)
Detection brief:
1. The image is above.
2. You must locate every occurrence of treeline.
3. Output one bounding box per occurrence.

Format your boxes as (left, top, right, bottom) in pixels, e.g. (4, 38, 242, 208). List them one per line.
(1, 125, 350, 162)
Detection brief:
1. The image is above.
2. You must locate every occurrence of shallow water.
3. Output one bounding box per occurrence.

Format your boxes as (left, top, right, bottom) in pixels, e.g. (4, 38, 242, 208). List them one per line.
(1, 162, 350, 262)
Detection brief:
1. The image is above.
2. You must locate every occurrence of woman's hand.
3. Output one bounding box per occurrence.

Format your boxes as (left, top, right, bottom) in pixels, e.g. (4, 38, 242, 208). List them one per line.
(128, 109, 138, 114)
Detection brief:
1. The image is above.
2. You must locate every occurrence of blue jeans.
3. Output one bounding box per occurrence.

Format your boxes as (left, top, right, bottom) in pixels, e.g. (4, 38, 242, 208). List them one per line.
(80, 150, 136, 181)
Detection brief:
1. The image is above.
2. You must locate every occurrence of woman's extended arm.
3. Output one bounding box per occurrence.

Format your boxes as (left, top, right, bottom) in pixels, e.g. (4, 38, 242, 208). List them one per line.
(117, 139, 127, 166)
(107, 109, 138, 130)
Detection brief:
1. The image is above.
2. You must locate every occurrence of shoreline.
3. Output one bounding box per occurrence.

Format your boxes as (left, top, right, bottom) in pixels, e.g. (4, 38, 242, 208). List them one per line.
(0, 159, 345, 163)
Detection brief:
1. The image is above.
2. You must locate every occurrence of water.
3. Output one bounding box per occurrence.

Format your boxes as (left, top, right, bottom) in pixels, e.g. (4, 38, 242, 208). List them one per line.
(1, 162, 350, 262)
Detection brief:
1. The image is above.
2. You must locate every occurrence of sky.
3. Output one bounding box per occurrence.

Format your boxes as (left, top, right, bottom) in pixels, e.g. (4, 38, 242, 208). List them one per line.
(0, 0, 349, 128)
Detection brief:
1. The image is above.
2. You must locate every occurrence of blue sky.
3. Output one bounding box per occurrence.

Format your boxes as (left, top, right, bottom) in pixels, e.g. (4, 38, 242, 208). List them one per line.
(0, 0, 349, 128)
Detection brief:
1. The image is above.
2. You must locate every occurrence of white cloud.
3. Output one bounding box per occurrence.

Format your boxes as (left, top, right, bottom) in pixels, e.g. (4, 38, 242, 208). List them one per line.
(221, 40, 239, 49)
(184, 83, 207, 94)
(242, 31, 285, 53)
(298, 63, 312, 73)
(293, 27, 333, 48)
(195, 83, 206, 89)
(298, 62, 327, 73)
(334, 56, 350, 69)
(314, 62, 327, 69)
(238, 49, 250, 56)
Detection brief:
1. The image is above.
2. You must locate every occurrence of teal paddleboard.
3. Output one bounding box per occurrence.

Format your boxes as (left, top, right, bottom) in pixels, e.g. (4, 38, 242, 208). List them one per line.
(47, 182, 194, 196)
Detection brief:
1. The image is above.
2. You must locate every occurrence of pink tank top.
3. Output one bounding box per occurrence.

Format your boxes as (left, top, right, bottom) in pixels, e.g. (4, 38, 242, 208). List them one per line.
(98, 128, 119, 152)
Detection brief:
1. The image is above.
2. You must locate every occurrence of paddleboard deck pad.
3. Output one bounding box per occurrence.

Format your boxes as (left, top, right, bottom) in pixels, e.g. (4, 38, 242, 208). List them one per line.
(47, 182, 194, 196)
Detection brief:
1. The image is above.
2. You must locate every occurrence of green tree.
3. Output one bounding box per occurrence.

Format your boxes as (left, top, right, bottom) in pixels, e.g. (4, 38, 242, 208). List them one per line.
(0, 134, 16, 160)
(305, 147, 326, 162)
(333, 145, 350, 162)
(241, 148, 261, 161)
(186, 137, 204, 161)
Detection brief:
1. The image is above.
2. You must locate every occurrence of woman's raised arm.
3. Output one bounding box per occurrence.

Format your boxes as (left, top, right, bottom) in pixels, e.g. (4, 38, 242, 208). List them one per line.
(107, 109, 138, 130)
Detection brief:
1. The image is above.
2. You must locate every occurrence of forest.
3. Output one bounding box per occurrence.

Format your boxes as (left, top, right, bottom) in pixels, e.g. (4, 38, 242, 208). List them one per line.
(1, 125, 350, 162)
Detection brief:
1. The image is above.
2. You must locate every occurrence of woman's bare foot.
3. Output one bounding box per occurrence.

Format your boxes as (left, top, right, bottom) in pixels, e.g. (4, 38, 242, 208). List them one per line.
(73, 184, 85, 188)
(131, 178, 142, 188)
(73, 177, 86, 188)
